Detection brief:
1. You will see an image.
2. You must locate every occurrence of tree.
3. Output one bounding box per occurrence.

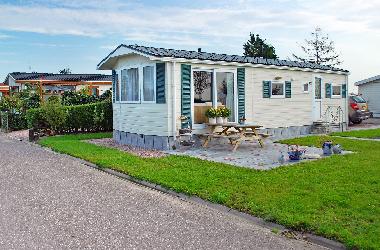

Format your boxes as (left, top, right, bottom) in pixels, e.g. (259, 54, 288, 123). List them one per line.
(59, 68, 72, 74)
(292, 27, 342, 66)
(243, 33, 278, 59)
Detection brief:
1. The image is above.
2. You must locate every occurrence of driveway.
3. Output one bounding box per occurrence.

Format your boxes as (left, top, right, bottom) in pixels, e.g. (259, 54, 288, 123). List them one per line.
(0, 134, 324, 249)
(348, 118, 380, 130)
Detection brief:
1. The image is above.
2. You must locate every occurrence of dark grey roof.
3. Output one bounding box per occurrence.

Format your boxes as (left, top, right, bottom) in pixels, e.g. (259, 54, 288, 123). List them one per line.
(98, 44, 349, 73)
(355, 75, 380, 86)
(6, 72, 112, 83)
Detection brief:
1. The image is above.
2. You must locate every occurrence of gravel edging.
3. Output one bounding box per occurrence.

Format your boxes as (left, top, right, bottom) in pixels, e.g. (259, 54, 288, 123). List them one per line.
(33, 139, 345, 250)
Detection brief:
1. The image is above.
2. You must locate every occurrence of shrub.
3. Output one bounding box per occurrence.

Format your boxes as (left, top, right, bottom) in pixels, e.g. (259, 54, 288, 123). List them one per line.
(41, 100, 67, 133)
(26, 101, 112, 133)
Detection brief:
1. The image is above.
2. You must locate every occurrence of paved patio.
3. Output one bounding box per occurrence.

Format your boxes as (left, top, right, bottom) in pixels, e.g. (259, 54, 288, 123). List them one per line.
(170, 138, 335, 170)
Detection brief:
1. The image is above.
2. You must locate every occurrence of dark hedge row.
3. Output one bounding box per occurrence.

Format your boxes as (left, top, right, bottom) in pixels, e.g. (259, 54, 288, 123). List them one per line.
(26, 101, 112, 133)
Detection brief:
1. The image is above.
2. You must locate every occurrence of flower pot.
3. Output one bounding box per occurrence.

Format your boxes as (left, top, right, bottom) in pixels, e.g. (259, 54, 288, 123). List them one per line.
(208, 117, 216, 124)
(288, 151, 303, 161)
(322, 141, 333, 155)
(216, 117, 223, 124)
(223, 117, 228, 124)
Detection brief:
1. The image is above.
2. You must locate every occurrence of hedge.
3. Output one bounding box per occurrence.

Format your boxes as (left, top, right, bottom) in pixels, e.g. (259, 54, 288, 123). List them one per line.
(26, 101, 112, 133)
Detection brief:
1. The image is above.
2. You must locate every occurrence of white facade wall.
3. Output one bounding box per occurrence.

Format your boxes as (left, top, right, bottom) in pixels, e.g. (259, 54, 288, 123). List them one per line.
(113, 54, 171, 137)
(358, 81, 380, 117)
(247, 67, 347, 128)
(113, 55, 348, 137)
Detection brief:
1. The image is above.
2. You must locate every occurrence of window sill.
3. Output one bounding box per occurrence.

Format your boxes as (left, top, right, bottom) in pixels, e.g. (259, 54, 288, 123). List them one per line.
(270, 95, 285, 99)
(331, 95, 341, 99)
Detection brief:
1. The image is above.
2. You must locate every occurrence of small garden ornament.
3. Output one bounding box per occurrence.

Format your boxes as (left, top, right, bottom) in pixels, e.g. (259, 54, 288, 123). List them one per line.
(332, 144, 343, 154)
(287, 145, 306, 161)
(322, 141, 333, 155)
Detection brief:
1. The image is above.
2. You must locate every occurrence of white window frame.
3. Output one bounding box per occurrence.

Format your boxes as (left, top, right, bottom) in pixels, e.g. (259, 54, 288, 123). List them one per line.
(118, 63, 156, 104)
(141, 64, 156, 104)
(331, 84, 342, 99)
(270, 81, 285, 99)
(191, 67, 238, 128)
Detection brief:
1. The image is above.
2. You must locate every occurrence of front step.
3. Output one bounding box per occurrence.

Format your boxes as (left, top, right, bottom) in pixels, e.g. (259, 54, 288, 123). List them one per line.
(310, 121, 331, 134)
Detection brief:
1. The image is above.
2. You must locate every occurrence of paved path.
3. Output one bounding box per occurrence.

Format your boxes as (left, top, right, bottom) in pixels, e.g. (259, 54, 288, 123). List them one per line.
(0, 134, 324, 249)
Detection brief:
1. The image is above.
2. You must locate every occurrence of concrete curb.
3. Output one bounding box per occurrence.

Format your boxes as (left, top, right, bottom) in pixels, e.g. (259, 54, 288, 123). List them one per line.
(20, 137, 346, 250)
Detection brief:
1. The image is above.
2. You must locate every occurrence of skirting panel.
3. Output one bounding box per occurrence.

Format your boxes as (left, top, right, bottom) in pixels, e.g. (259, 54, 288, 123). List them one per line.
(113, 130, 174, 150)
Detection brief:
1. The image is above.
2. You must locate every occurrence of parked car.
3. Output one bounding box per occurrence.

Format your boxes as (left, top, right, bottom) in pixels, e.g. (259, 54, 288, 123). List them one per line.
(348, 95, 373, 124)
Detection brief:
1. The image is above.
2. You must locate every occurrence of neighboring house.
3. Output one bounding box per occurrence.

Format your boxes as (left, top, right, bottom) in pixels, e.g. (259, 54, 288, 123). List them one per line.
(98, 44, 349, 150)
(3, 72, 112, 97)
(0, 83, 9, 99)
(355, 75, 380, 118)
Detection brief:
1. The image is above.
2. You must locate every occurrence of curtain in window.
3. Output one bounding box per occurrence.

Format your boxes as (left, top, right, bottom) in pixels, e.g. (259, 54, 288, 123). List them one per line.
(226, 73, 235, 121)
(127, 68, 139, 102)
(120, 69, 127, 101)
(143, 66, 154, 101)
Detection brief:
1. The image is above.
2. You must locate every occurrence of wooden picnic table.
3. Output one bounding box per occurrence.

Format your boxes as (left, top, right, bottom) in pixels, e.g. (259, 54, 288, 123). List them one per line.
(202, 123, 266, 151)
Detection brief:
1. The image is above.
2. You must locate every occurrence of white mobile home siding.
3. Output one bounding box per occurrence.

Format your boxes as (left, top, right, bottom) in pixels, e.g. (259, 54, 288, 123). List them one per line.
(172, 63, 347, 133)
(113, 54, 171, 136)
(358, 81, 380, 117)
(248, 68, 347, 128)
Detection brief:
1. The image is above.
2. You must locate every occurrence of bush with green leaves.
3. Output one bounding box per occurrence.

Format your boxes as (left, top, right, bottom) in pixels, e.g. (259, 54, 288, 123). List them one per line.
(26, 101, 112, 134)
(61, 90, 112, 106)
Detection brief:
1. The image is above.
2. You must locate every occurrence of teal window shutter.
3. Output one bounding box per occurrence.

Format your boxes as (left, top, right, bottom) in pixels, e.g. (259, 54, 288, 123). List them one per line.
(112, 70, 116, 103)
(285, 81, 292, 98)
(342, 84, 347, 98)
(237, 68, 245, 119)
(181, 64, 192, 128)
(325, 83, 332, 98)
(156, 63, 166, 103)
(263, 81, 271, 98)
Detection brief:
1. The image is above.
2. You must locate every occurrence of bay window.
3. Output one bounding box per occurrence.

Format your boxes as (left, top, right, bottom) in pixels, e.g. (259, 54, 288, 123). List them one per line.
(118, 64, 156, 103)
(143, 66, 155, 102)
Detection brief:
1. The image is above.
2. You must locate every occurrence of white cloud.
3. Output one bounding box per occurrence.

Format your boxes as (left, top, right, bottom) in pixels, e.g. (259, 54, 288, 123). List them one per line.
(0, 0, 379, 83)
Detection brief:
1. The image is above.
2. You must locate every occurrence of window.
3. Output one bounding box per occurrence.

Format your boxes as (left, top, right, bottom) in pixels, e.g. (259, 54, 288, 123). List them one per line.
(271, 82, 284, 98)
(303, 83, 309, 93)
(118, 65, 156, 103)
(332, 85, 341, 97)
(216, 72, 235, 121)
(193, 70, 213, 124)
(352, 96, 366, 103)
(143, 66, 155, 102)
(315, 77, 322, 99)
(121, 68, 139, 102)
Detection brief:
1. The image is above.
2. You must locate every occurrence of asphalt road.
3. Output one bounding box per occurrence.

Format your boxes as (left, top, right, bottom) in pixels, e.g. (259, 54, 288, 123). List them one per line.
(0, 134, 323, 249)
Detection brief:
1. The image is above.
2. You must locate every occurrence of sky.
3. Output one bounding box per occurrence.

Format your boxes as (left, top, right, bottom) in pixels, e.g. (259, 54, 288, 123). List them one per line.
(0, 0, 379, 91)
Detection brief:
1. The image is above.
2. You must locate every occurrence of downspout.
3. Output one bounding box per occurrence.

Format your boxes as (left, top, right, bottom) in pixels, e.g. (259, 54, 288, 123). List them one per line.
(172, 61, 177, 138)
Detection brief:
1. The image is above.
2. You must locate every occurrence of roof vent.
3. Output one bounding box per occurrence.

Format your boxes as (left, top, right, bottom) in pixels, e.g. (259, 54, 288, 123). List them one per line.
(198, 48, 202, 53)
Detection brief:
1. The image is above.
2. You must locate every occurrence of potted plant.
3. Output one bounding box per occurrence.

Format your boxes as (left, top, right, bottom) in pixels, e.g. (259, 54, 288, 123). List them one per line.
(287, 145, 306, 161)
(205, 108, 218, 124)
(216, 108, 223, 124)
(218, 107, 231, 124)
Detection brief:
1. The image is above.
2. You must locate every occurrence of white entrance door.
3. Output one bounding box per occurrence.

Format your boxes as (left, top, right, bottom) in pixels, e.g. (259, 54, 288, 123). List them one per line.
(312, 77, 323, 121)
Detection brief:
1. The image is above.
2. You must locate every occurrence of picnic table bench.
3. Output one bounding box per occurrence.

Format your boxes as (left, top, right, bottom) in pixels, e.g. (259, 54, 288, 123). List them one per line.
(202, 123, 269, 151)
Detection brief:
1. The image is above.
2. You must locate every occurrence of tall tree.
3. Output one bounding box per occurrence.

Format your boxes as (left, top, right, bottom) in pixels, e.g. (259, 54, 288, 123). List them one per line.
(243, 33, 278, 59)
(293, 27, 342, 66)
(59, 68, 72, 74)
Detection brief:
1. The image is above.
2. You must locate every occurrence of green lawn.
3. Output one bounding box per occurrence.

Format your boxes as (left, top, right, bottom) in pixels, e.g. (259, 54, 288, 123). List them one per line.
(39, 133, 380, 249)
(331, 128, 380, 139)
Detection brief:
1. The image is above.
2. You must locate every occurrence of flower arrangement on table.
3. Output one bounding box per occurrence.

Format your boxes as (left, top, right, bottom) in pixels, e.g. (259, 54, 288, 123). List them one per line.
(218, 106, 231, 123)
